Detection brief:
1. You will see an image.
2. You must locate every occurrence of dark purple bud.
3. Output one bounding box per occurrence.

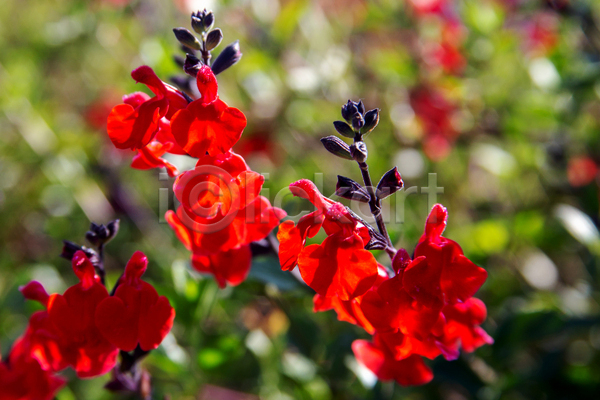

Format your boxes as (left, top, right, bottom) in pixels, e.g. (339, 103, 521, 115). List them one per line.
(362, 108, 379, 134)
(333, 121, 355, 138)
(61, 240, 99, 265)
(173, 28, 202, 51)
(191, 11, 204, 34)
(320, 136, 353, 160)
(184, 54, 202, 77)
(205, 28, 223, 51)
(351, 113, 365, 131)
(211, 41, 242, 75)
(335, 175, 370, 203)
(350, 141, 368, 162)
(376, 167, 403, 199)
(356, 100, 365, 115)
(203, 11, 215, 31)
(341, 100, 358, 122)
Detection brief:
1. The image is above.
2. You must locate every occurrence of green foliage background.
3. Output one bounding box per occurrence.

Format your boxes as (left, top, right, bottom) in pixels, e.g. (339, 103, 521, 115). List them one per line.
(1, 0, 600, 399)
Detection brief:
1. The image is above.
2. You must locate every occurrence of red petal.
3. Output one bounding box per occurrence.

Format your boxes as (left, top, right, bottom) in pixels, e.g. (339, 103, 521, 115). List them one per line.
(277, 220, 303, 271)
(191, 246, 252, 288)
(352, 340, 433, 386)
(170, 99, 246, 157)
(196, 65, 219, 105)
(297, 233, 378, 301)
(423, 203, 447, 243)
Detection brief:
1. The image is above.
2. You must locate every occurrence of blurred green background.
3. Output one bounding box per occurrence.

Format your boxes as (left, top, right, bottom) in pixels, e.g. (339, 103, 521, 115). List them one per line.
(1, 0, 600, 399)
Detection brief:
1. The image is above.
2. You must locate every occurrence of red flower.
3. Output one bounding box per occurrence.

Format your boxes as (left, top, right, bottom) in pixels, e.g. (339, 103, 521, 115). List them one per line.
(0, 347, 65, 400)
(18, 252, 119, 378)
(352, 339, 433, 386)
(374, 330, 445, 361)
(95, 251, 175, 352)
(313, 266, 389, 334)
(166, 152, 284, 287)
(437, 298, 494, 353)
(298, 232, 378, 301)
(107, 66, 188, 150)
(170, 65, 247, 157)
(360, 271, 444, 339)
(402, 204, 488, 308)
(277, 179, 370, 271)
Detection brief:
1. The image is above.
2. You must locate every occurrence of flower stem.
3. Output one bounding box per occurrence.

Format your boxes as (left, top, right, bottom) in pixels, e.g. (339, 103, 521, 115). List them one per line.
(357, 160, 396, 261)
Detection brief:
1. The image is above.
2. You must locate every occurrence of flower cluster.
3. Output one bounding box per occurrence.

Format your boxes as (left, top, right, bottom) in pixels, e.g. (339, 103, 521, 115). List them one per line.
(1, 235, 174, 398)
(277, 100, 493, 386)
(105, 10, 285, 288)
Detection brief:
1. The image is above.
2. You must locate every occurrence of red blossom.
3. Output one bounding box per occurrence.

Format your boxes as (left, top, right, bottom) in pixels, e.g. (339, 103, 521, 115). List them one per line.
(166, 152, 284, 287)
(360, 271, 444, 339)
(107, 66, 188, 150)
(170, 65, 247, 157)
(16, 252, 119, 378)
(95, 251, 175, 352)
(297, 232, 378, 301)
(277, 179, 369, 271)
(313, 267, 389, 334)
(0, 347, 65, 400)
(402, 204, 488, 308)
(437, 297, 494, 353)
(352, 339, 433, 386)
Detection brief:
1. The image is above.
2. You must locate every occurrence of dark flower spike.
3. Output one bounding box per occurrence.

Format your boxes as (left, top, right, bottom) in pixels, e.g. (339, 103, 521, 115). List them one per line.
(184, 54, 202, 77)
(173, 28, 202, 51)
(335, 175, 370, 203)
(170, 76, 194, 95)
(86, 220, 120, 247)
(333, 120, 355, 138)
(205, 28, 223, 51)
(211, 41, 242, 75)
(320, 136, 353, 160)
(376, 167, 403, 199)
(362, 108, 380, 134)
(341, 100, 358, 122)
(350, 141, 368, 162)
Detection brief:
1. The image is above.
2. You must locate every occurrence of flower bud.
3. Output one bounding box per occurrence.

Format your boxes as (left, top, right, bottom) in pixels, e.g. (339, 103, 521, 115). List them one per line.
(350, 141, 368, 162)
(341, 100, 358, 122)
(191, 11, 204, 34)
(320, 136, 353, 160)
(335, 175, 370, 203)
(356, 100, 365, 115)
(173, 27, 202, 51)
(60, 240, 99, 265)
(211, 41, 242, 75)
(376, 167, 403, 199)
(203, 11, 215, 31)
(362, 108, 379, 134)
(351, 113, 365, 131)
(205, 28, 223, 51)
(184, 54, 202, 77)
(333, 120, 355, 138)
